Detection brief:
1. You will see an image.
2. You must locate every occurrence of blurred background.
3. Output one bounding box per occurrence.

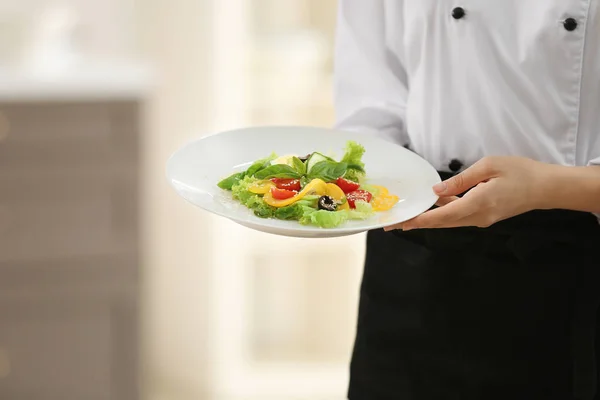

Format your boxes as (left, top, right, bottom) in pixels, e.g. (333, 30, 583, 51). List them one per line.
(0, 1, 367, 399)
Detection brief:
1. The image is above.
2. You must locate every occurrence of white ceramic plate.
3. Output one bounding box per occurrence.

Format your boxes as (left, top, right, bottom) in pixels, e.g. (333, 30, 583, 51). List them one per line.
(167, 126, 440, 238)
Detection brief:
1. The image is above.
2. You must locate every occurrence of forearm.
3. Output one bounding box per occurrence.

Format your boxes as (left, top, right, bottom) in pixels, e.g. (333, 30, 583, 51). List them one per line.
(539, 165, 600, 213)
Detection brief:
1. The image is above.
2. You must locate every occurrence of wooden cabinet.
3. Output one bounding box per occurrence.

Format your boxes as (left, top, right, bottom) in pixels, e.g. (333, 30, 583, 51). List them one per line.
(0, 103, 138, 169)
(0, 100, 140, 400)
(0, 298, 113, 400)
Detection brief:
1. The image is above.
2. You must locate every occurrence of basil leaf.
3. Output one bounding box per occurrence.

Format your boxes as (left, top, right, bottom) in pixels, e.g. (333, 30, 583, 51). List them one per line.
(307, 161, 348, 182)
(300, 175, 309, 189)
(217, 172, 245, 190)
(291, 156, 307, 176)
(246, 152, 277, 176)
(246, 161, 268, 177)
(254, 164, 302, 180)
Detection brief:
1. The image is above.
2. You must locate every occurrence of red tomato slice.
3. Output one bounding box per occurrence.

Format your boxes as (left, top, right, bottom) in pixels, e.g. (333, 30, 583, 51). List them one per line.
(270, 187, 298, 200)
(271, 178, 301, 191)
(346, 190, 373, 208)
(336, 178, 361, 194)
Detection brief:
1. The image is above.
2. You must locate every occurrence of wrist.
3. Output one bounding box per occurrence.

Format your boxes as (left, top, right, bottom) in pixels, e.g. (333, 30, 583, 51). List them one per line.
(535, 164, 600, 212)
(531, 163, 562, 210)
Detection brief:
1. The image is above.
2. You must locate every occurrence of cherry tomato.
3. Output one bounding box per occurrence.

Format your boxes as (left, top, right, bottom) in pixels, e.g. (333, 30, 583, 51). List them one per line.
(270, 187, 298, 200)
(346, 189, 373, 208)
(271, 178, 301, 191)
(335, 178, 361, 194)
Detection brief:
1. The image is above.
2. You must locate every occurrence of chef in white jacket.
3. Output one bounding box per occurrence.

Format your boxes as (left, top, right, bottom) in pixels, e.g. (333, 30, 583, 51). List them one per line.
(334, 1, 600, 399)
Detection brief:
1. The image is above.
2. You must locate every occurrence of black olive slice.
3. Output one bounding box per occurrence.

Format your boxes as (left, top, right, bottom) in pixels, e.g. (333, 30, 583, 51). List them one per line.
(298, 153, 312, 163)
(318, 195, 337, 211)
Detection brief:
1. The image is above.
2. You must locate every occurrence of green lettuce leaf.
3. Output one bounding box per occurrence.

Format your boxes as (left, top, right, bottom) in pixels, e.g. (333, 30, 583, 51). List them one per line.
(299, 200, 374, 228)
(340, 141, 366, 182)
(273, 196, 319, 221)
(358, 184, 382, 197)
(231, 176, 276, 218)
(347, 200, 374, 219)
(274, 205, 305, 221)
(300, 209, 350, 228)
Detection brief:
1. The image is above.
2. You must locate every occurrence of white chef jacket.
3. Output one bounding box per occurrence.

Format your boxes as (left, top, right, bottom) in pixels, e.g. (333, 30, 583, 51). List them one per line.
(334, 0, 600, 174)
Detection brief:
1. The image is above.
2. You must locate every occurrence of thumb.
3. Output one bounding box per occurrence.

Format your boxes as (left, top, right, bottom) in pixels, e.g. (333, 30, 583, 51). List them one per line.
(433, 159, 495, 196)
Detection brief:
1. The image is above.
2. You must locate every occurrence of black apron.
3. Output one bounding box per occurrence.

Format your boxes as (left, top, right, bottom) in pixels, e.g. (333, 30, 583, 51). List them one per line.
(348, 172, 600, 400)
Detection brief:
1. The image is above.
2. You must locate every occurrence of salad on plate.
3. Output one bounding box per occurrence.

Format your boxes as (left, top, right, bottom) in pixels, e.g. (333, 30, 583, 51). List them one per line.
(217, 141, 399, 228)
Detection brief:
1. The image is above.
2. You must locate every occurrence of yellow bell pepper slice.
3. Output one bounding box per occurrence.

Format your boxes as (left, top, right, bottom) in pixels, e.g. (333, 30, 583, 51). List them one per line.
(325, 183, 350, 210)
(369, 185, 389, 196)
(372, 194, 400, 211)
(263, 178, 328, 207)
(248, 180, 275, 194)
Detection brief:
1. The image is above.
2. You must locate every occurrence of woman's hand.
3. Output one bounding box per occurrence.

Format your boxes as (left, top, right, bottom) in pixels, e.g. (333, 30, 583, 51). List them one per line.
(385, 156, 555, 231)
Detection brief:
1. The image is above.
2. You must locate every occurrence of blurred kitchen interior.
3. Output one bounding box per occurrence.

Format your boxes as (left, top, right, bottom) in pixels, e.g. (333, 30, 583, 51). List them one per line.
(0, 1, 366, 399)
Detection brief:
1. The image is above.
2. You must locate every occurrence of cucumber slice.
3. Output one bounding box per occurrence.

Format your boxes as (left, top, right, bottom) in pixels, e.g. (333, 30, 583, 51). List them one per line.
(306, 152, 334, 174)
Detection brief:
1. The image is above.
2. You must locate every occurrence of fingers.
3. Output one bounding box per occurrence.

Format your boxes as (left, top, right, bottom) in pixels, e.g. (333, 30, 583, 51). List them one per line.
(402, 197, 478, 230)
(435, 196, 459, 206)
(384, 196, 460, 231)
(407, 214, 482, 229)
(383, 223, 402, 231)
(433, 157, 498, 197)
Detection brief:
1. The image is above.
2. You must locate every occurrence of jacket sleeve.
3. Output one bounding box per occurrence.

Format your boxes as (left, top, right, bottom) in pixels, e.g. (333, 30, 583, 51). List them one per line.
(333, 0, 409, 146)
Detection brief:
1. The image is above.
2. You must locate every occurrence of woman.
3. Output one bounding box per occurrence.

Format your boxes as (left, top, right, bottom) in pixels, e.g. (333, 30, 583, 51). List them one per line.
(334, 1, 600, 399)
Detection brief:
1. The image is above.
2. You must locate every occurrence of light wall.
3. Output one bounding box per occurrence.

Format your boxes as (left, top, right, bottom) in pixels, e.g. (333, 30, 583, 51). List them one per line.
(0, 0, 135, 62)
(135, 0, 216, 398)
